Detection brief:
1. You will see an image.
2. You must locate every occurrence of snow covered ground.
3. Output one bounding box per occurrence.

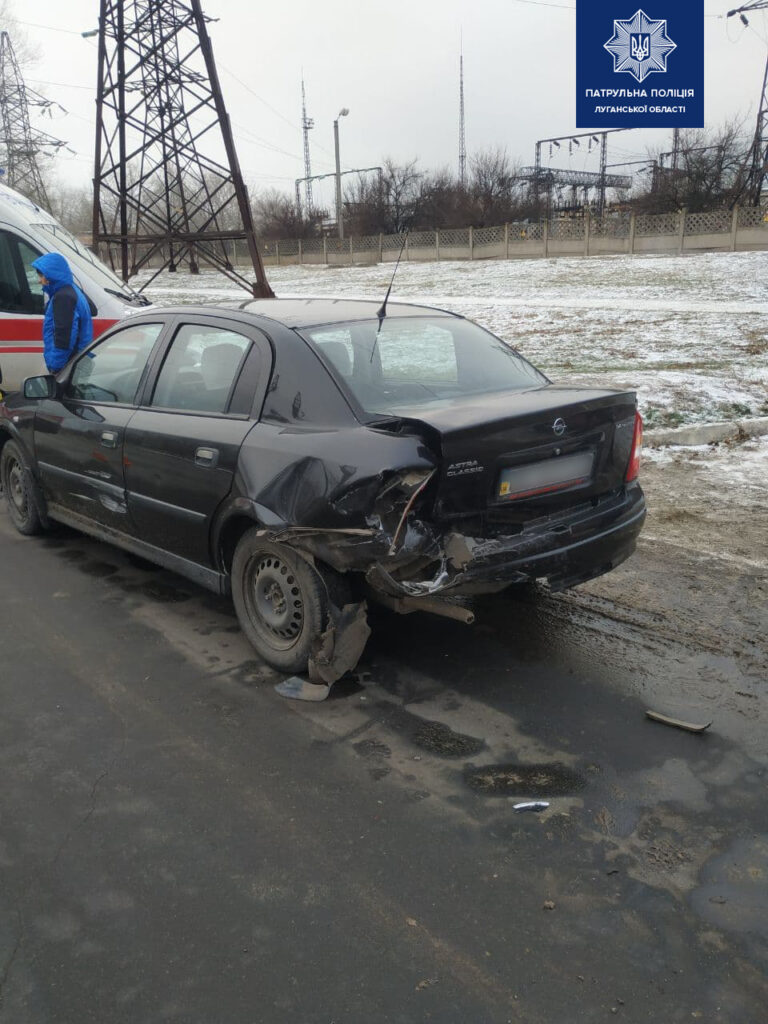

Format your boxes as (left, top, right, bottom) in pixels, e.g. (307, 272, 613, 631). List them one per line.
(137, 249, 768, 430)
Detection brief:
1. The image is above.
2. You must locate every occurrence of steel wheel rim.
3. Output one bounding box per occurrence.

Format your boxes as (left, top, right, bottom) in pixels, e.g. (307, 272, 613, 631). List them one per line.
(6, 458, 28, 517)
(245, 552, 304, 649)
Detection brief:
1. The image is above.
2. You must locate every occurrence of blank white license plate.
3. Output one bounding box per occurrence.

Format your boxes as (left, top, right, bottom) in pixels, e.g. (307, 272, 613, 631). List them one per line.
(497, 450, 594, 500)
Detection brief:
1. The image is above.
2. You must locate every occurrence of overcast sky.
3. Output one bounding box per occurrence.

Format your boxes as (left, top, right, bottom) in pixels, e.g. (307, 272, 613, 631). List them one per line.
(12, 0, 768, 210)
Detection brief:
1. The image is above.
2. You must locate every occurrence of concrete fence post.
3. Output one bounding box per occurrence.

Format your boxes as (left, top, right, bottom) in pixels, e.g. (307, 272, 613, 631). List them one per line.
(504, 223, 510, 259)
(378, 233, 383, 262)
(629, 212, 636, 254)
(298, 239, 303, 265)
(323, 237, 328, 264)
(349, 237, 354, 265)
(678, 207, 687, 254)
(543, 219, 549, 258)
(584, 209, 591, 258)
(730, 205, 739, 252)
(275, 241, 280, 267)
(405, 234, 410, 261)
(435, 230, 440, 261)
(469, 225, 474, 260)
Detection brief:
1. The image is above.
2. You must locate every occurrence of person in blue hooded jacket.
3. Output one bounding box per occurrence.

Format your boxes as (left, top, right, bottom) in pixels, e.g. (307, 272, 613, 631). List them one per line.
(31, 252, 94, 373)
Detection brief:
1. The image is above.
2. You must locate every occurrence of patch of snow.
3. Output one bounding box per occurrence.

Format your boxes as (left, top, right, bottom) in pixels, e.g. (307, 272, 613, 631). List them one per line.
(136, 249, 768, 429)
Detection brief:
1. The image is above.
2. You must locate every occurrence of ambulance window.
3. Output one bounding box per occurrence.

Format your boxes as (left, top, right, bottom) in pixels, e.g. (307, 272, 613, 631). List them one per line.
(0, 231, 44, 315)
(17, 239, 45, 312)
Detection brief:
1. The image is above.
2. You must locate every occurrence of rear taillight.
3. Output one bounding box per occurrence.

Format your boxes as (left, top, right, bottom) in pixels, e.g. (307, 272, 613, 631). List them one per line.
(625, 411, 643, 482)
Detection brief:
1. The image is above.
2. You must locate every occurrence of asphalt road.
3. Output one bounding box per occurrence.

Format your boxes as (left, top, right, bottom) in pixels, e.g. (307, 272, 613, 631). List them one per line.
(1, 509, 767, 1024)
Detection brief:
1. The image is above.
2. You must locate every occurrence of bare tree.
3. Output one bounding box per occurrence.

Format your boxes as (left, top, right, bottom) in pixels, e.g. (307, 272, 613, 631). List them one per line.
(0, 1, 40, 66)
(635, 120, 750, 212)
(252, 188, 307, 240)
(47, 183, 92, 234)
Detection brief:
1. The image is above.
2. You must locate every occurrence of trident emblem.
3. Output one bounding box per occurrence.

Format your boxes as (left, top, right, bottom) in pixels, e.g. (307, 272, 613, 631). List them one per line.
(630, 33, 650, 60)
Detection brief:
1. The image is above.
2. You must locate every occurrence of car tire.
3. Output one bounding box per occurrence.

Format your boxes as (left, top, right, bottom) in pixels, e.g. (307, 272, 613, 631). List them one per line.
(1, 440, 43, 536)
(231, 530, 327, 674)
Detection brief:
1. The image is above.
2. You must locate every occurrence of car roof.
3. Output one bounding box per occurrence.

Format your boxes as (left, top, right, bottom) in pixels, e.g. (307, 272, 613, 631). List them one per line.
(234, 297, 461, 328)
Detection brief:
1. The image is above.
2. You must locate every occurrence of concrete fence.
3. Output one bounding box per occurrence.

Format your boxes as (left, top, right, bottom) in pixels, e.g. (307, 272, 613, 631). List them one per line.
(84, 205, 768, 271)
(257, 205, 768, 268)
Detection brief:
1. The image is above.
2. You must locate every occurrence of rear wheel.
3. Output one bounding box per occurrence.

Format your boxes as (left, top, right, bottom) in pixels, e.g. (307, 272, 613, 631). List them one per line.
(231, 531, 327, 674)
(1, 440, 43, 535)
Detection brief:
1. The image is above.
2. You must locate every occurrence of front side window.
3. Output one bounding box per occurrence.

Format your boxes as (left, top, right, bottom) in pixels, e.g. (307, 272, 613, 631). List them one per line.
(67, 323, 164, 404)
(150, 324, 251, 413)
(303, 316, 547, 417)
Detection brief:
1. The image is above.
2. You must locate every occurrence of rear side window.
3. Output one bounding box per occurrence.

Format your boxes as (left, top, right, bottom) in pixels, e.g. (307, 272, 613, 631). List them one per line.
(0, 230, 44, 315)
(150, 324, 251, 414)
(312, 330, 354, 378)
(67, 323, 164, 404)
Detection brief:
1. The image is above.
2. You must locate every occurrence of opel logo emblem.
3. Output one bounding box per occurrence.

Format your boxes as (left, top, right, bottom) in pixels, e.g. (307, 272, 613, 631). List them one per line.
(552, 417, 567, 437)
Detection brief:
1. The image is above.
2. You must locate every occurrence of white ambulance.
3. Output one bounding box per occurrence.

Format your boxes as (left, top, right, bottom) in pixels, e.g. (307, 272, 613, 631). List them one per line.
(0, 180, 149, 393)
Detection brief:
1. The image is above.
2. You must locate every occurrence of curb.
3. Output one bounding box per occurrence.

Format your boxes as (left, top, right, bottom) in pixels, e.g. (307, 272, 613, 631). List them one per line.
(644, 416, 768, 448)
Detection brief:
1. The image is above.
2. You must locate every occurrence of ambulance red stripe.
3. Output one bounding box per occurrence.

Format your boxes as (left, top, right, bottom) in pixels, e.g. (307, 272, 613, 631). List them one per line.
(0, 317, 118, 343)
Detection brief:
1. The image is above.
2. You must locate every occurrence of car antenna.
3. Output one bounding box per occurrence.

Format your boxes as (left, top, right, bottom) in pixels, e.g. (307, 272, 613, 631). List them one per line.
(371, 230, 408, 362)
(376, 230, 408, 320)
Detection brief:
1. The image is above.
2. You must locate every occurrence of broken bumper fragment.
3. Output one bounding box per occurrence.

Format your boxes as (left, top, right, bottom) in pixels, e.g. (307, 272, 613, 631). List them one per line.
(367, 485, 647, 598)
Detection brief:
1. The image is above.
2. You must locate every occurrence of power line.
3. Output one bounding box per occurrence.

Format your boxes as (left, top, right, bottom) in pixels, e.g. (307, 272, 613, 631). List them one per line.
(219, 64, 336, 160)
(13, 18, 89, 36)
(26, 78, 95, 91)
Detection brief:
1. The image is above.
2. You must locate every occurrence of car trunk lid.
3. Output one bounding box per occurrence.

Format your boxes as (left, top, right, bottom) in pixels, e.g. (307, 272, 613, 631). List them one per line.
(388, 385, 638, 523)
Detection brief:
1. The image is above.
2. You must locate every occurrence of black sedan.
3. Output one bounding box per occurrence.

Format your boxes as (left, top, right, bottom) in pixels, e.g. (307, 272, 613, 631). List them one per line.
(0, 299, 645, 690)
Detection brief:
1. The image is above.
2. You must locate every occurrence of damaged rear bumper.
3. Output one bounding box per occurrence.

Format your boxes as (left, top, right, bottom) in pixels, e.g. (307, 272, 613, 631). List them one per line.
(367, 486, 647, 598)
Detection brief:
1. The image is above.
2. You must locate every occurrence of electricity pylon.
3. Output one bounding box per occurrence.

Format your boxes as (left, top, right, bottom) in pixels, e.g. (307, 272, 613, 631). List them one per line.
(727, 1, 768, 205)
(0, 31, 65, 207)
(92, 0, 274, 295)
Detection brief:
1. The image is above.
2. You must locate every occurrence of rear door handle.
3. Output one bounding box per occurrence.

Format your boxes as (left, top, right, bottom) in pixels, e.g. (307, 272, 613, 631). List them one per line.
(195, 447, 219, 468)
(101, 430, 119, 448)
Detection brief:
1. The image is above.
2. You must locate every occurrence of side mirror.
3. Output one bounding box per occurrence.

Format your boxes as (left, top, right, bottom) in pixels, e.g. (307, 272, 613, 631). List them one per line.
(23, 374, 58, 400)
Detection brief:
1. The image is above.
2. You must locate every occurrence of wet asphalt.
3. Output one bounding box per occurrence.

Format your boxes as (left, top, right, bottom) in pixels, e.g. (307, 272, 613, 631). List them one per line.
(1, 513, 767, 1024)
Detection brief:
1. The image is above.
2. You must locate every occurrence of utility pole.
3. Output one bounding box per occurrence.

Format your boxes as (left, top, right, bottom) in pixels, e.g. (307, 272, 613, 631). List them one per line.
(0, 31, 65, 207)
(598, 131, 608, 214)
(333, 107, 349, 239)
(727, 1, 768, 205)
(671, 127, 681, 172)
(92, 0, 274, 296)
(458, 42, 466, 188)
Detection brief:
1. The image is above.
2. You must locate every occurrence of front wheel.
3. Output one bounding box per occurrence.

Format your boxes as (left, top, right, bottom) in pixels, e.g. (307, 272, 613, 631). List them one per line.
(1, 440, 43, 535)
(231, 531, 327, 674)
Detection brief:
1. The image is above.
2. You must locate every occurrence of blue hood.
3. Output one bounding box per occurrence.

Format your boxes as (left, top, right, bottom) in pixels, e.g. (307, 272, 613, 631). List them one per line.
(32, 252, 74, 294)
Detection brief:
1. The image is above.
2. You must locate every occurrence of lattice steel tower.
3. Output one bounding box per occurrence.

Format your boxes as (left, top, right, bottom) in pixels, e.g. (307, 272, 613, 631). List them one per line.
(458, 45, 466, 188)
(727, 0, 768, 205)
(301, 76, 314, 218)
(92, 0, 274, 295)
(0, 31, 64, 207)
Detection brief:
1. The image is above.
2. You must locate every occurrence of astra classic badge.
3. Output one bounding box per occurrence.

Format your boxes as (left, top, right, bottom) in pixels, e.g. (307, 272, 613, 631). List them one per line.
(552, 417, 567, 437)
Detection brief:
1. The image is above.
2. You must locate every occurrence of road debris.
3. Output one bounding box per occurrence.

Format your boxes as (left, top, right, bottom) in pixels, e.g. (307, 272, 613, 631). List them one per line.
(274, 676, 331, 702)
(513, 801, 550, 812)
(645, 709, 712, 733)
(542, 900, 556, 911)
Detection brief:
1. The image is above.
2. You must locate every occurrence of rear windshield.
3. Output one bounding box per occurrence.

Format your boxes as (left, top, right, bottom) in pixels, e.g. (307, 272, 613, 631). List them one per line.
(300, 316, 547, 417)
